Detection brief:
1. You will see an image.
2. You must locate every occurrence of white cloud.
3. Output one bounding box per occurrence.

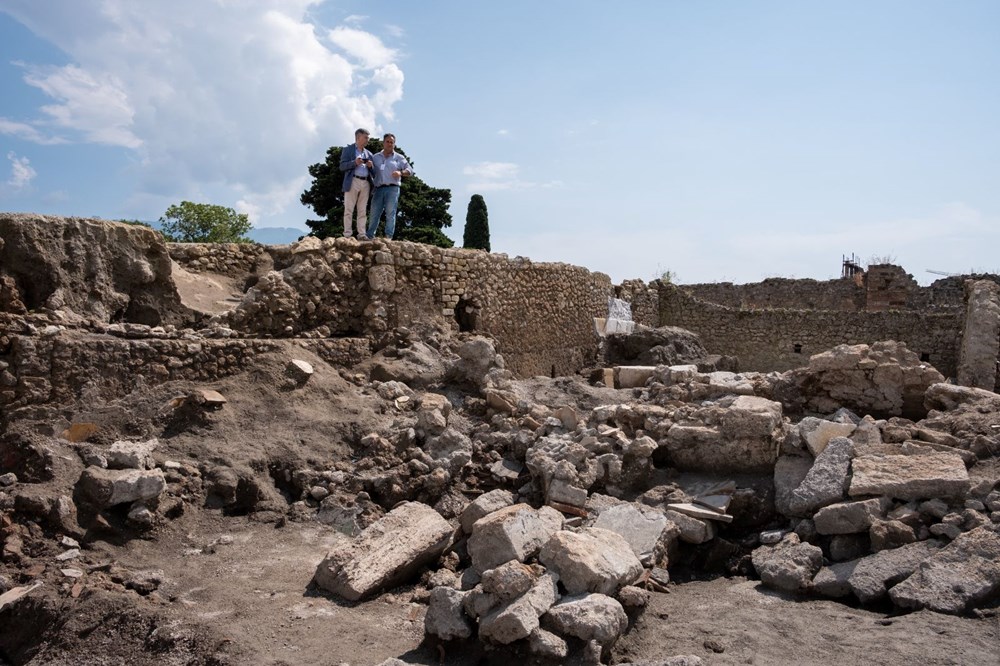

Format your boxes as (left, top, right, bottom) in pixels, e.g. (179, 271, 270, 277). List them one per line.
(0, 0, 405, 225)
(5, 151, 37, 190)
(23, 64, 141, 148)
(462, 161, 561, 192)
(0, 117, 67, 144)
(497, 129, 509, 136)
(328, 26, 397, 68)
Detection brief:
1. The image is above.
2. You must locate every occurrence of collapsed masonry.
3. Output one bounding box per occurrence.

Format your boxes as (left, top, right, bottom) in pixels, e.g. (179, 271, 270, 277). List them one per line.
(1, 213, 999, 665)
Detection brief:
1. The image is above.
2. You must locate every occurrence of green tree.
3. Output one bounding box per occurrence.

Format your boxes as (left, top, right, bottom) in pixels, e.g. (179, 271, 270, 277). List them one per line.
(462, 194, 490, 251)
(300, 138, 453, 247)
(159, 201, 252, 243)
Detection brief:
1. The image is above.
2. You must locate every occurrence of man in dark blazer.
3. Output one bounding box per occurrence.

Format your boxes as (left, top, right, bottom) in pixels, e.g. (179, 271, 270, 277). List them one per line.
(339, 128, 374, 239)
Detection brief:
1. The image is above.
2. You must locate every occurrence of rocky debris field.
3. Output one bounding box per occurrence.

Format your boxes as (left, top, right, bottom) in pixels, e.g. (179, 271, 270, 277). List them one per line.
(0, 217, 998, 665)
(1, 312, 999, 665)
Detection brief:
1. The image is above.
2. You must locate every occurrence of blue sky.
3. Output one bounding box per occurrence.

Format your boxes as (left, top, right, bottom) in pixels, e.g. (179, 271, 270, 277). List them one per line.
(1, 1, 998, 284)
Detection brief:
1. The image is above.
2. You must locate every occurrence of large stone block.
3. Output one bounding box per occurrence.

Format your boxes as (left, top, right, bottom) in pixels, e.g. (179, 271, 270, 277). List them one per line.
(845, 540, 943, 604)
(314, 501, 453, 601)
(849, 453, 970, 501)
(539, 527, 642, 595)
(468, 504, 563, 573)
(889, 527, 1000, 614)
(543, 593, 628, 645)
(813, 497, 891, 535)
(593, 502, 677, 565)
(788, 437, 852, 515)
(76, 467, 165, 508)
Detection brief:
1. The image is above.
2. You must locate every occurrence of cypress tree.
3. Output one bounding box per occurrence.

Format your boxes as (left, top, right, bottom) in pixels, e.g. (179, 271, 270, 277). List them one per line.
(462, 194, 490, 251)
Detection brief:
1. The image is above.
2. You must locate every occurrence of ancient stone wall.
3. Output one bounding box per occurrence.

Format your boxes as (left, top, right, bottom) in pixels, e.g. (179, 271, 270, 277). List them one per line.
(863, 264, 921, 312)
(0, 328, 370, 409)
(616, 279, 659, 327)
(167, 242, 271, 276)
(658, 285, 962, 376)
(682, 277, 866, 312)
(218, 238, 612, 378)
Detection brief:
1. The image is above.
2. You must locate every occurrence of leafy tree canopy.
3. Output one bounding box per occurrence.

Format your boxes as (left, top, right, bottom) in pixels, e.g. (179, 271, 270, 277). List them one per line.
(462, 193, 490, 252)
(159, 201, 252, 243)
(300, 138, 453, 248)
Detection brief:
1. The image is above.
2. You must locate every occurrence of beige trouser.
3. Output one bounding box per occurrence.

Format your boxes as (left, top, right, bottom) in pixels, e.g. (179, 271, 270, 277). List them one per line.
(343, 177, 370, 237)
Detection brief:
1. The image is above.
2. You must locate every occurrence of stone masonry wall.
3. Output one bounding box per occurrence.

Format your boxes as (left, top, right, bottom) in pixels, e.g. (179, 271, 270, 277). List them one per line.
(220, 238, 613, 378)
(616, 279, 659, 327)
(682, 277, 866, 312)
(167, 242, 271, 276)
(658, 285, 962, 376)
(0, 329, 370, 409)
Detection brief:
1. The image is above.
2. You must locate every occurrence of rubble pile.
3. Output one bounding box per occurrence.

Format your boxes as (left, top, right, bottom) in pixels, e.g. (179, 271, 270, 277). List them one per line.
(1, 215, 998, 665)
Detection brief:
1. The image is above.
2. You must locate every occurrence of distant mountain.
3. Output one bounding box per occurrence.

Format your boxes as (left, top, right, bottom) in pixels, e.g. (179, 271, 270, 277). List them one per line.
(248, 226, 308, 245)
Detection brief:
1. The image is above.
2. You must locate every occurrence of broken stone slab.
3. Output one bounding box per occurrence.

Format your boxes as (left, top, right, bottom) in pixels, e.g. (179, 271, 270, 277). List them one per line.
(106, 439, 157, 470)
(845, 540, 943, 604)
(751, 534, 823, 594)
(813, 497, 892, 535)
(425, 586, 472, 641)
(459, 489, 516, 534)
(691, 494, 731, 514)
(663, 509, 715, 544)
(313, 501, 453, 601)
(490, 458, 523, 482)
(592, 502, 677, 565)
(797, 417, 856, 456)
(479, 571, 559, 645)
(889, 527, 1000, 614)
(539, 527, 643, 595)
(665, 502, 734, 524)
(787, 437, 852, 515)
(849, 452, 970, 501)
(546, 477, 588, 508)
(617, 366, 656, 388)
(543, 593, 628, 646)
(773, 455, 813, 517)
(468, 504, 563, 573)
(76, 467, 166, 508)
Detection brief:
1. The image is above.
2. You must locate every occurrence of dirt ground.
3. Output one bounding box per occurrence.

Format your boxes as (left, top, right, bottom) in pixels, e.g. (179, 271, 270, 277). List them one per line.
(2, 271, 1000, 666)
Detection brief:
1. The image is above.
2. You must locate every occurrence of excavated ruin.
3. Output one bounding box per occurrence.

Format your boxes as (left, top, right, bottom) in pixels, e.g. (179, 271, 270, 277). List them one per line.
(1, 213, 999, 666)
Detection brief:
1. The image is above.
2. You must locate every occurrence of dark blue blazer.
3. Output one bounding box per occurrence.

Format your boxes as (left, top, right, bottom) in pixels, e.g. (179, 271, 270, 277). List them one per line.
(339, 144, 373, 192)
